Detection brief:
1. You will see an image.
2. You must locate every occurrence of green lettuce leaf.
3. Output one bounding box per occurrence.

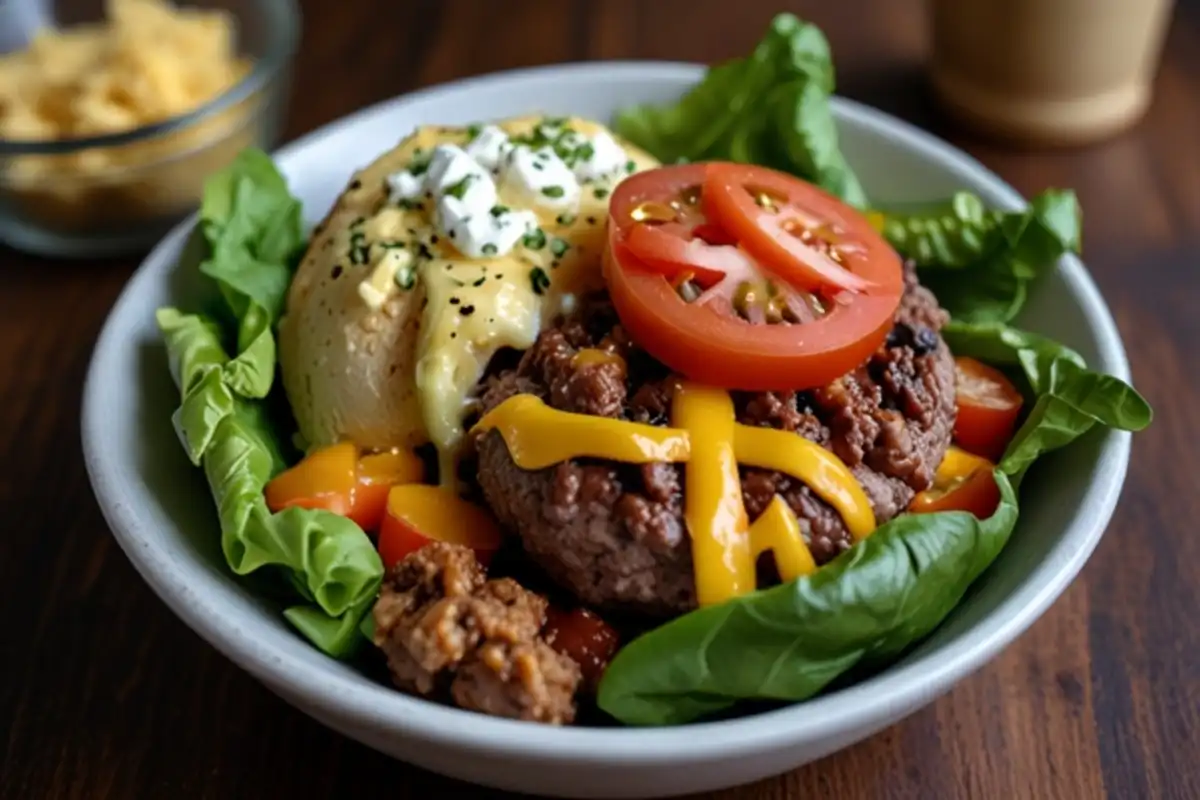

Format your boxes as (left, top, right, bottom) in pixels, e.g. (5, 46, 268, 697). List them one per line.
(155, 151, 383, 657)
(944, 320, 1152, 479)
(878, 190, 1081, 322)
(598, 474, 1019, 726)
(614, 13, 867, 207)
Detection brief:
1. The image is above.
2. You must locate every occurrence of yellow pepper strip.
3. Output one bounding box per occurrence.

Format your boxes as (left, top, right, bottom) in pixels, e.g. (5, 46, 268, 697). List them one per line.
(749, 495, 818, 581)
(471, 394, 691, 470)
(733, 424, 876, 541)
(672, 382, 753, 606)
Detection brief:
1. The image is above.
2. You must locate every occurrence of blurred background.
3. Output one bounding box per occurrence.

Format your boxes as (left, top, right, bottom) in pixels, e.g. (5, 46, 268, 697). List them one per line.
(1, 2, 1197, 799)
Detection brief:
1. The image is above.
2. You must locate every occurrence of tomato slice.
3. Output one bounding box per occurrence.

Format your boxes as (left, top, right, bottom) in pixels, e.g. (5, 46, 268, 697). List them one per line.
(608, 163, 751, 288)
(953, 357, 1024, 460)
(909, 446, 1001, 518)
(604, 229, 899, 390)
(702, 163, 903, 294)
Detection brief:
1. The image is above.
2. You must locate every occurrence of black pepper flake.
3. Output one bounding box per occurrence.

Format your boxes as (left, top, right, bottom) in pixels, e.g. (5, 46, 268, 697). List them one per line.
(417, 243, 434, 260)
(555, 212, 577, 226)
(331, 265, 343, 279)
(349, 179, 362, 190)
(472, 276, 487, 287)
(431, 235, 440, 244)
(586, 216, 597, 225)
(460, 304, 476, 316)
(449, 230, 457, 239)
(496, 273, 504, 280)
(450, 297, 460, 304)
(450, 332, 457, 339)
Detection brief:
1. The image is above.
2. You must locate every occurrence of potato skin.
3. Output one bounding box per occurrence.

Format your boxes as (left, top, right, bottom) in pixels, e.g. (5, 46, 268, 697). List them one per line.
(278, 145, 429, 452)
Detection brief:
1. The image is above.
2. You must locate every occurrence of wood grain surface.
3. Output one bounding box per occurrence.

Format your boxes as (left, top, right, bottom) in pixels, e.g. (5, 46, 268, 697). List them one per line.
(3, 1, 1198, 798)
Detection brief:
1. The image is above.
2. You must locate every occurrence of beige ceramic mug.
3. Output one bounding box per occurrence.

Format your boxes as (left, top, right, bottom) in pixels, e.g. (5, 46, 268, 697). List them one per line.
(929, 0, 1175, 145)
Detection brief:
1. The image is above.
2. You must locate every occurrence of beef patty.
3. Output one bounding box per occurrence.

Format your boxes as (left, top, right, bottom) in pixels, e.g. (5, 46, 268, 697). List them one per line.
(474, 268, 956, 617)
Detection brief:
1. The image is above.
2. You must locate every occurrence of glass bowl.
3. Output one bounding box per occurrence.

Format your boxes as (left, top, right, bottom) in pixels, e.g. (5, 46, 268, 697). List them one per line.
(0, 0, 300, 258)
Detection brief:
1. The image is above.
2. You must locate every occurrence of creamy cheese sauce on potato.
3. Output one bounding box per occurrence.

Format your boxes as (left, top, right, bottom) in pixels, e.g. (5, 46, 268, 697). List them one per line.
(278, 116, 659, 482)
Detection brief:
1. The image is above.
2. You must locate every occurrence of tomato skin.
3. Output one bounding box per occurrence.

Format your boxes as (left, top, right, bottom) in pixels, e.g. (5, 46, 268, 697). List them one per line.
(702, 164, 904, 295)
(378, 484, 503, 570)
(910, 447, 1001, 518)
(543, 607, 620, 690)
(604, 234, 898, 391)
(953, 357, 1024, 461)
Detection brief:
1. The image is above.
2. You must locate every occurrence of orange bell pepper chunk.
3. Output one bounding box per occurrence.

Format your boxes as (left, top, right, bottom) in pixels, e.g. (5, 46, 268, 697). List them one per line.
(378, 484, 503, 569)
(909, 446, 1001, 519)
(265, 444, 426, 531)
(349, 450, 426, 531)
(264, 442, 358, 517)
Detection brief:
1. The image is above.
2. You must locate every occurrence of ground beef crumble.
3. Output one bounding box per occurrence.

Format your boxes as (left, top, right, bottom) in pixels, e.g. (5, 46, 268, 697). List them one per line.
(473, 266, 956, 616)
(372, 542, 581, 724)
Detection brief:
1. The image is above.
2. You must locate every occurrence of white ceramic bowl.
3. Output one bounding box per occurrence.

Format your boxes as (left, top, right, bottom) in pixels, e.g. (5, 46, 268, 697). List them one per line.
(82, 63, 1132, 798)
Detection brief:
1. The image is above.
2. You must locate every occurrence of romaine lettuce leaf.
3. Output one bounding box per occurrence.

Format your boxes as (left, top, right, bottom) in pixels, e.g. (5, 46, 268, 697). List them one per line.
(614, 13, 867, 207)
(879, 190, 1081, 323)
(156, 151, 383, 657)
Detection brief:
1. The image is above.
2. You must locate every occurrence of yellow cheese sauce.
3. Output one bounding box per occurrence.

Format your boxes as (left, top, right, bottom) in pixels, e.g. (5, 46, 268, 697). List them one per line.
(472, 382, 877, 605)
(334, 116, 659, 480)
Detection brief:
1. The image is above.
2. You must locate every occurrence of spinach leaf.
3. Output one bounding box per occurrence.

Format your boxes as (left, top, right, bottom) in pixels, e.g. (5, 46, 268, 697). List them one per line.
(614, 13, 867, 207)
(598, 474, 1019, 726)
(944, 320, 1152, 479)
(155, 151, 383, 657)
(878, 190, 1081, 323)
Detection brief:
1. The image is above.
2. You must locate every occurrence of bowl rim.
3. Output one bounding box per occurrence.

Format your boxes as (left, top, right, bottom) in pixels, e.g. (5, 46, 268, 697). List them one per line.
(82, 61, 1132, 765)
(0, 0, 301, 156)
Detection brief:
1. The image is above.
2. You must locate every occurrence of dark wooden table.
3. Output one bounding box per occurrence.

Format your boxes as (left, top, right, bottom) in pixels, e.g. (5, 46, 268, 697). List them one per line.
(3, 1, 1198, 798)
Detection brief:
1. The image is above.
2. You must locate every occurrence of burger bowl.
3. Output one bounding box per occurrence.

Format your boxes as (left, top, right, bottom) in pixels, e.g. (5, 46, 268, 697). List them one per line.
(82, 62, 1132, 798)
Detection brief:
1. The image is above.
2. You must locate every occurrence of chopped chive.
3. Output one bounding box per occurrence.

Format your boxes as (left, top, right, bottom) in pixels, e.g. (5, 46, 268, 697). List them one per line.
(523, 228, 547, 250)
(482, 243, 498, 255)
(444, 175, 475, 200)
(530, 267, 551, 295)
(409, 158, 430, 177)
(555, 212, 577, 226)
(550, 238, 570, 258)
(593, 187, 610, 199)
(625, 159, 637, 174)
(489, 205, 510, 218)
(395, 265, 416, 290)
(466, 123, 483, 138)
(541, 185, 565, 199)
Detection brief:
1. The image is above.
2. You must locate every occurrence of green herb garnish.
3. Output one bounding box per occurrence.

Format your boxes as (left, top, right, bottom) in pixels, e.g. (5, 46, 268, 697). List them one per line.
(445, 175, 475, 200)
(523, 228, 547, 250)
(529, 267, 551, 295)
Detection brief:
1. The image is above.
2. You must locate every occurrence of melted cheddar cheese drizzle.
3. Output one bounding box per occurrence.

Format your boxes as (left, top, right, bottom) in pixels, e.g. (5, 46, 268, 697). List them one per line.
(472, 382, 876, 605)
